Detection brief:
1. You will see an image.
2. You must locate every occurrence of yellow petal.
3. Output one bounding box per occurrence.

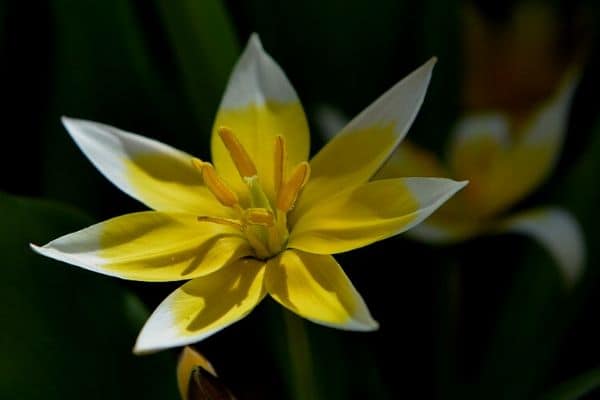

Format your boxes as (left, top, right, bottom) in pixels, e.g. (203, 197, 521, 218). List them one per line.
(62, 117, 229, 216)
(448, 114, 510, 180)
(266, 250, 377, 330)
(177, 347, 217, 400)
(292, 58, 435, 223)
(211, 34, 310, 203)
(134, 259, 266, 353)
(375, 141, 449, 179)
(448, 70, 578, 216)
(497, 207, 585, 286)
(288, 178, 467, 254)
(31, 212, 250, 282)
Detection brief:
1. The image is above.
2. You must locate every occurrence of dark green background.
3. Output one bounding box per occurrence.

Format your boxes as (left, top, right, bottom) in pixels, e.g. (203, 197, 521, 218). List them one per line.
(1, 0, 599, 399)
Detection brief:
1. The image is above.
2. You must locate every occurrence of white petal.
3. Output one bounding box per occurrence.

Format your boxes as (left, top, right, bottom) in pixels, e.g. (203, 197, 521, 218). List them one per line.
(134, 259, 266, 354)
(521, 71, 578, 147)
(62, 117, 225, 215)
(339, 57, 436, 140)
(498, 207, 585, 285)
(289, 177, 468, 254)
(30, 212, 247, 282)
(266, 250, 378, 331)
(292, 58, 436, 221)
(219, 33, 299, 108)
(449, 113, 511, 157)
(211, 34, 310, 202)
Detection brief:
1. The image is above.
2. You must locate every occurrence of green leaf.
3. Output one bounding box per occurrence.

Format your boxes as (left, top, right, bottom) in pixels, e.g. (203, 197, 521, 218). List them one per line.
(155, 0, 239, 132)
(0, 193, 177, 400)
(44, 0, 178, 211)
(476, 119, 600, 399)
(541, 368, 600, 400)
(44, 0, 239, 212)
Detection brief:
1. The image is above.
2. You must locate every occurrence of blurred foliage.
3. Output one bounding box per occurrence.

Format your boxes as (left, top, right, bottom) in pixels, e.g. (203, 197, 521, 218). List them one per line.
(0, 0, 598, 399)
(0, 193, 177, 399)
(542, 367, 600, 400)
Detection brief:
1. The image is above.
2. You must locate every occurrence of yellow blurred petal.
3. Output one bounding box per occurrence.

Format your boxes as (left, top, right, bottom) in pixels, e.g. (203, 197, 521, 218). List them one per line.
(402, 185, 487, 243)
(31, 212, 250, 282)
(62, 117, 229, 216)
(448, 113, 511, 180)
(177, 347, 217, 400)
(376, 141, 449, 179)
(134, 259, 266, 354)
(266, 250, 377, 330)
(211, 34, 310, 203)
(448, 71, 578, 216)
(292, 58, 435, 223)
(288, 178, 467, 254)
(497, 207, 585, 286)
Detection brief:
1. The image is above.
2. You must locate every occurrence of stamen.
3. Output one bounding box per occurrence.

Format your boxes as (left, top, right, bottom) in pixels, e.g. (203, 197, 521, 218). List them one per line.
(276, 162, 311, 212)
(273, 135, 286, 195)
(197, 216, 243, 230)
(245, 208, 275, 226)
(218, 126, 257, 178)
(192, 158, 239, 207)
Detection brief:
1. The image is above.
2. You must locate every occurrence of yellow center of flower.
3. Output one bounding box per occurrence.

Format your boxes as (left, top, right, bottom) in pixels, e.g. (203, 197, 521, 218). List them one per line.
(192, 126, 310, 260)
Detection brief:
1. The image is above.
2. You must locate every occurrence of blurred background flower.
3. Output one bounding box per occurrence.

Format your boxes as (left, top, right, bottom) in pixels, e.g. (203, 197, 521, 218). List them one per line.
(322, 64, 585, 285)
(1, 0, 599, 399)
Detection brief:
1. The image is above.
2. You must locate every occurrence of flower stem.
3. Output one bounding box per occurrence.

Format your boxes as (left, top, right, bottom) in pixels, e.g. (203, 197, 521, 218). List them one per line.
(283, 310, 318, 400)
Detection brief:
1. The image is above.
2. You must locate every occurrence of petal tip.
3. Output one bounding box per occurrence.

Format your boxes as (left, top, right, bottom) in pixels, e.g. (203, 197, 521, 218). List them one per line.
(364, 319, 380, 331)
(132, 342, 154, 356)
(420, 57, 437, 76)
(60, 116, 76, 130)
(60, 116, 86, 139)
(248, 32, 263, 49)
(29, 242, 50, 256)
(245, 33, 266, 61)
(132, 330, 165, 356)
(348, 316, 380, 331)
(444, 179, 469, 199)
(29, 243, 44, 254)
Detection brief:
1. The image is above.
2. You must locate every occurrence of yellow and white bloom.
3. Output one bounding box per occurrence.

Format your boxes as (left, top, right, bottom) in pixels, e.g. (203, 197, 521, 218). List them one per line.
(31, 35, 466, 353)
(321, 70, 584, 284)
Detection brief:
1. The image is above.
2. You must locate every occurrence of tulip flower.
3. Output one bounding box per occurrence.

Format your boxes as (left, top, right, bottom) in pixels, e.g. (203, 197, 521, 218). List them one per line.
(32, 34, 466, 353)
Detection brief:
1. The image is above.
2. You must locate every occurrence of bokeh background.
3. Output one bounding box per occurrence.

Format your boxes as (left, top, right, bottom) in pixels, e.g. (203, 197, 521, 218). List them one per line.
(1, 0, 599, 399)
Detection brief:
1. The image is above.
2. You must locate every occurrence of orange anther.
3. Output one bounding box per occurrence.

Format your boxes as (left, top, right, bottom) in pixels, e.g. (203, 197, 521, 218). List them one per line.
(192, 159, 239, 207)
(276, 162, 310, 212)
(273, 135, 286, 195)
(218, 126, 257, 178)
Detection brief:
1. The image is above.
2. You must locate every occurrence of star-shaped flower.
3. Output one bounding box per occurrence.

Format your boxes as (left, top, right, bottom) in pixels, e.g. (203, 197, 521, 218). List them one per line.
(32, 35, 466, 353)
